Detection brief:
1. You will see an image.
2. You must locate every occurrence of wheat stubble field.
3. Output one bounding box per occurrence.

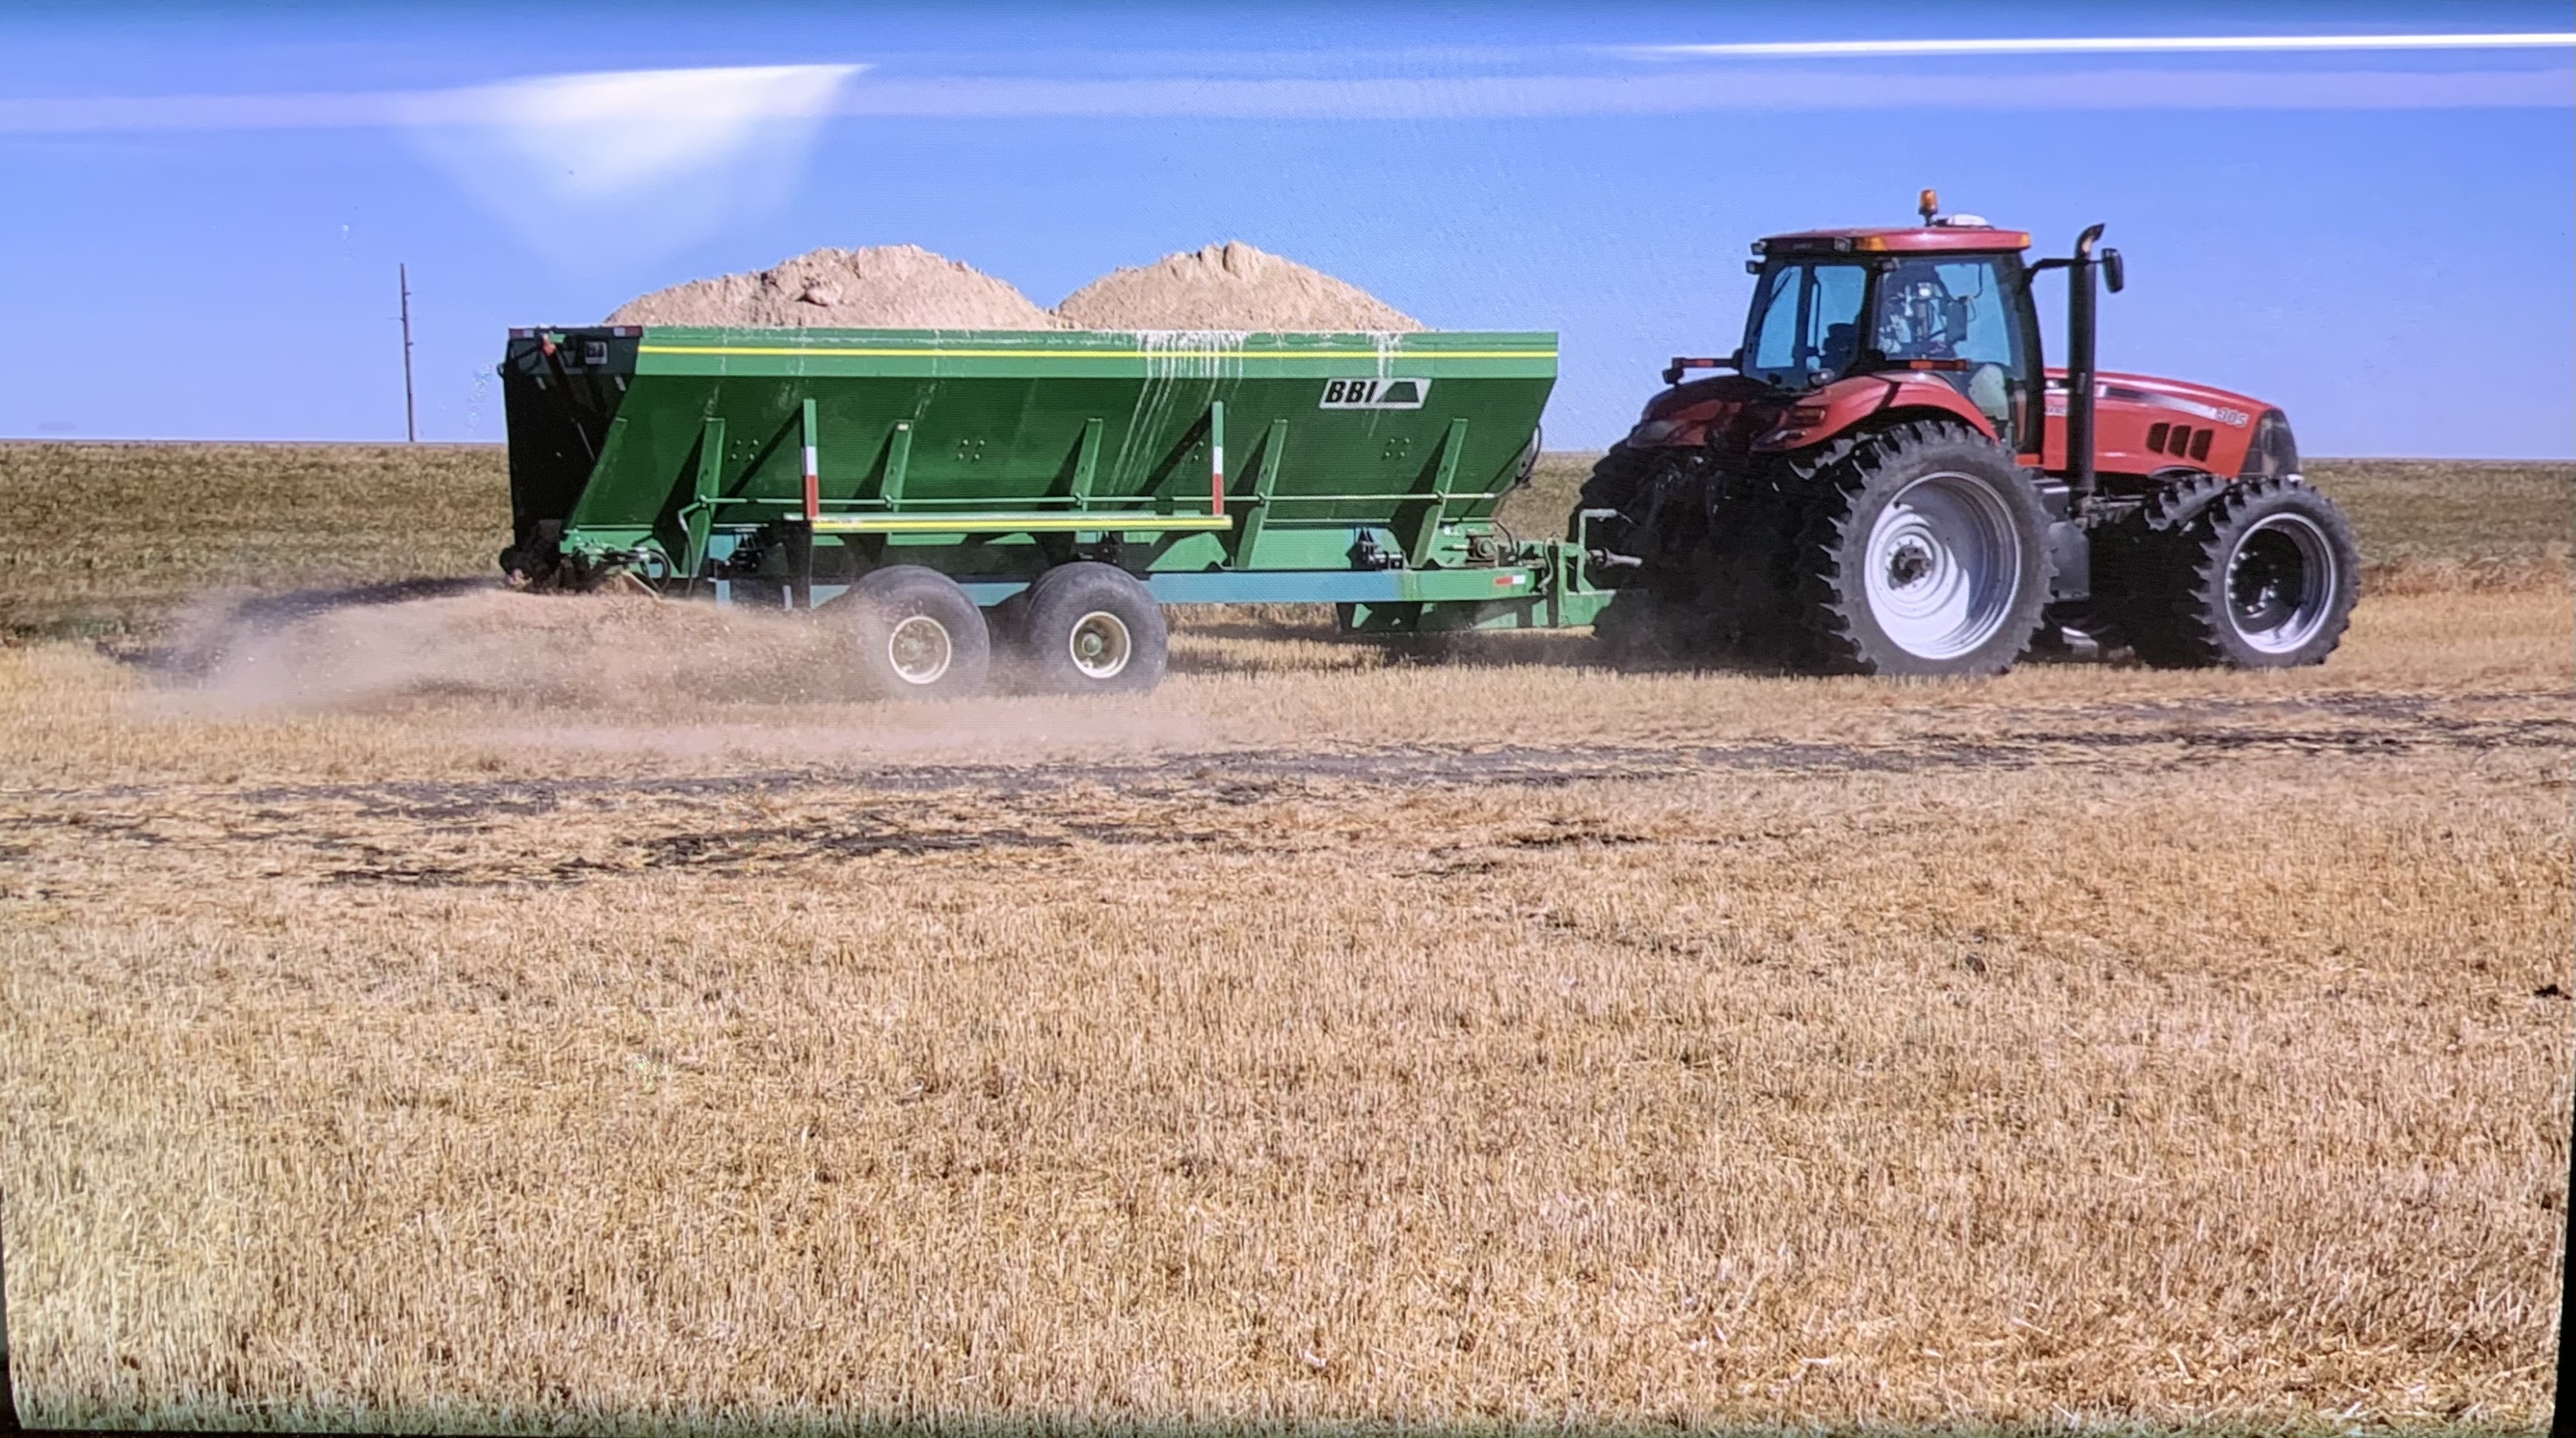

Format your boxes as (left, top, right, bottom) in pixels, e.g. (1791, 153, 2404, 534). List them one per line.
(0, 443, 2569, 1434)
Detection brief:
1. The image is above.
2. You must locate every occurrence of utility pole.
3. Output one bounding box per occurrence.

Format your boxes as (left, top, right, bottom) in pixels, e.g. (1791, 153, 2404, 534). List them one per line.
(399, 262, 418, 444)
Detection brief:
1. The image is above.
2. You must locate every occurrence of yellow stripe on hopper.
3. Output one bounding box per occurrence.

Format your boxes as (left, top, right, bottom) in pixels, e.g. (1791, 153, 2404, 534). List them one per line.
(809, 513, 1235, 534)
(639, 345, 1556, 361)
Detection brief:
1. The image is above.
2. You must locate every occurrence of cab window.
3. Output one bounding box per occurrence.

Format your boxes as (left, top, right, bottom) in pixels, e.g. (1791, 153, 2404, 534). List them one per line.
(1875, 256, 2036, 446)
(1745, 261, 1870, 388)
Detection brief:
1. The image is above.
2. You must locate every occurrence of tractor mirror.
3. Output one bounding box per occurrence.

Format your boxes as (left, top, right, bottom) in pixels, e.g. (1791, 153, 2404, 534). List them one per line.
(2100, 248, 2126, 293)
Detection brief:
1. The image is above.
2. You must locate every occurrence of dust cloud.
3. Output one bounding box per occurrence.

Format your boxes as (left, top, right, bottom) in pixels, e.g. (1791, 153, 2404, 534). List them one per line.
(154, 584, 1205, 762)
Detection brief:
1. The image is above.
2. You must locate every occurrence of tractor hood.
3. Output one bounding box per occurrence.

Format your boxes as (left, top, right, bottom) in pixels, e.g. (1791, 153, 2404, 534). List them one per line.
(2049, 368, 2286, 481)
(1626, 365, 2292, 486)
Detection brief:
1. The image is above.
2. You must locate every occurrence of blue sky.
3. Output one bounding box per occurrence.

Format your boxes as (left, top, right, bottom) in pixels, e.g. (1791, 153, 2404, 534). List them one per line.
(1, 1, 2569, 455)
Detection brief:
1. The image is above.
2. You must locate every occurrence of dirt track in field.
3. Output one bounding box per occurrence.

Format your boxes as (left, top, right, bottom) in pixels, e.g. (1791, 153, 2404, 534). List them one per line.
(5, 684, 2567, 893)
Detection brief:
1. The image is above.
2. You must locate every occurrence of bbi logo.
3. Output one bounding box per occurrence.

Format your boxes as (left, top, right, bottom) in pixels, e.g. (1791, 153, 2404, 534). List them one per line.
(1320, 378, 1430, 410)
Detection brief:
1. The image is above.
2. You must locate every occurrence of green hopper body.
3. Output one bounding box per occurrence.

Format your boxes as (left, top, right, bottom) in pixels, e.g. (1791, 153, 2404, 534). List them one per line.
(500, 325, 1610, 629)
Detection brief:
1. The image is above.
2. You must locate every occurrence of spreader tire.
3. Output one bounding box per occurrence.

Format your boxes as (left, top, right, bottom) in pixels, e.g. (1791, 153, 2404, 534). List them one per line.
(985, 588, 1031, 649)
(1017, 562, 1168, 695)
(838, 565, 992, 700)
(2121, 477, 2359, 669)
(1784, 420, 2052, 677)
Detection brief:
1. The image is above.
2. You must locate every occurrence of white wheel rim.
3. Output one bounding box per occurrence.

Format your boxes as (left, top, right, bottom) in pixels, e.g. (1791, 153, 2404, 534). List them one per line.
(885, 614, 953, 685)
(2228, 513, 2337, 654)
(1862, 471, 2023, 661)
(1066, 611, 1133, 680)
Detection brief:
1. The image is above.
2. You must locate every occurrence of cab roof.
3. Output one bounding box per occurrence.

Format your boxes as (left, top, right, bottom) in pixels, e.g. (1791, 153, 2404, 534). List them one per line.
(1757, 225, 2032, 256)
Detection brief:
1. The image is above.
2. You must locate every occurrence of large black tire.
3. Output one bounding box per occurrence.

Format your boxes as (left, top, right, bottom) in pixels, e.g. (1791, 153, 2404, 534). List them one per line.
(1016, 562, 1169, 695)
(2116, 477, 2360, 669)
(1571, 443, 1709, 571)
(1574, 443, 1719, 661)
(1692, 463, 1809, 665)
(835, 565, 992, 700)
(1591, 585, 1703, 664)
(985, 588, 1031, 649)
(1569, 442, 1660, 536)
(1781, 420, 2053, 677)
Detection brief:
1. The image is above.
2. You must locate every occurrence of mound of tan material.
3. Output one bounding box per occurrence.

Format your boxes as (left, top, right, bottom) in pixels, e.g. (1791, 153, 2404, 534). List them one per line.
(606, 245, 1064, 329)
(1053, 241, 1424, 332)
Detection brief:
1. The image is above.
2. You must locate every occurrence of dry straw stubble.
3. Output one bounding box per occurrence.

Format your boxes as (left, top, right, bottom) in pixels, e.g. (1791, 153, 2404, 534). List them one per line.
(0, 443, 2569, 1433)
(2, 586, 2570, 1432)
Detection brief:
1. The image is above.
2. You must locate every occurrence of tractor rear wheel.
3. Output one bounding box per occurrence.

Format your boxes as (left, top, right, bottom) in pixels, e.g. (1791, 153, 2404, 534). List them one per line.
(1016, 562, 1169, 695)
(1693, 466, 1807, 665)
(2121, 478, 2359, 668)
(1569, 442, 1660, 536)
(1571, 443, 1709, 576)
(837, 565, 993, 700)
(1591, 585, 1703, 664)
(1574, 444, 1718, 663)
(1782, 421, 2052, 676)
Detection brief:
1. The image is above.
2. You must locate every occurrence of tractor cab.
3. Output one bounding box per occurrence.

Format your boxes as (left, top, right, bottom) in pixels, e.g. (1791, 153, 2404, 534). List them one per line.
(1640, 200, 2070, 465)
(1740, 221, 2043, 448)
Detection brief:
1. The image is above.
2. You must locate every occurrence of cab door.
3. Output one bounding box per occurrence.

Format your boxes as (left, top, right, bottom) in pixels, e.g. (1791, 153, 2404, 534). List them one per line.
(1874, 253, 2042, 454)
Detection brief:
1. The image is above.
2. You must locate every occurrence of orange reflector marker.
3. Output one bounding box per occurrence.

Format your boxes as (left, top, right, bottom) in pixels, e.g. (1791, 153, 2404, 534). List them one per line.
(1208, 399, 1227, 518)
(800, 398, 821, 524)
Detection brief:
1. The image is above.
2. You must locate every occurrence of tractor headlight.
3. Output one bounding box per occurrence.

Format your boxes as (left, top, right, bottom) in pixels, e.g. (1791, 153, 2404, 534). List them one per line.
(2238, 410, 2302, 481)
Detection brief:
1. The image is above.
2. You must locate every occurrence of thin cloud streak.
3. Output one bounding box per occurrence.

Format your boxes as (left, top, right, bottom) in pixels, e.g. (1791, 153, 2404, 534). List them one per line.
(0, 63, 864, 135)
(1640, 32, 2576, 59)
(3, 59, 2569, 134)
(0, 90, 401, 132)
(821, 66, 2575, 117)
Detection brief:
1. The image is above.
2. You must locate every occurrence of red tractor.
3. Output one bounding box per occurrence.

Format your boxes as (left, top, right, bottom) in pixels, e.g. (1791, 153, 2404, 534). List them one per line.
(1576, 192, 2359, 676)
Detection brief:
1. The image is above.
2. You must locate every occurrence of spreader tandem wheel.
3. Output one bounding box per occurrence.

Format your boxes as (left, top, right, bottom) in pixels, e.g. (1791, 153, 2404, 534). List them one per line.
(1781, 420, 2053, 677)
(2121, 476, 2361, 669)
(1015, 562, 1169, 695)
(838, 565, 994, 700)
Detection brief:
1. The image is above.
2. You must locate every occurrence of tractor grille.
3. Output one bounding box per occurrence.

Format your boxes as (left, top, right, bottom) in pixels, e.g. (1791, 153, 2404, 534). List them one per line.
(2145, 421, 2214, 464)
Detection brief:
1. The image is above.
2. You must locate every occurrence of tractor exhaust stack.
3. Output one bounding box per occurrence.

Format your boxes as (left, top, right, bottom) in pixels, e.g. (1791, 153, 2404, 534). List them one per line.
(2049, 222, 2123, 499)
(2062, 222, 2107, 500)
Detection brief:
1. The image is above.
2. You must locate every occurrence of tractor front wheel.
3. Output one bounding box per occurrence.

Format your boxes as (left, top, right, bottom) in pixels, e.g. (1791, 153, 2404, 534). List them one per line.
(2122, 478, 2359, 669)
(1784, 421, 2052, 676)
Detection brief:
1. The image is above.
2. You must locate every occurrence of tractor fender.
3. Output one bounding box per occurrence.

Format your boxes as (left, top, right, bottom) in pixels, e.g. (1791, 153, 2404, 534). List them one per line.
(1750, 374, 1999, 455)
